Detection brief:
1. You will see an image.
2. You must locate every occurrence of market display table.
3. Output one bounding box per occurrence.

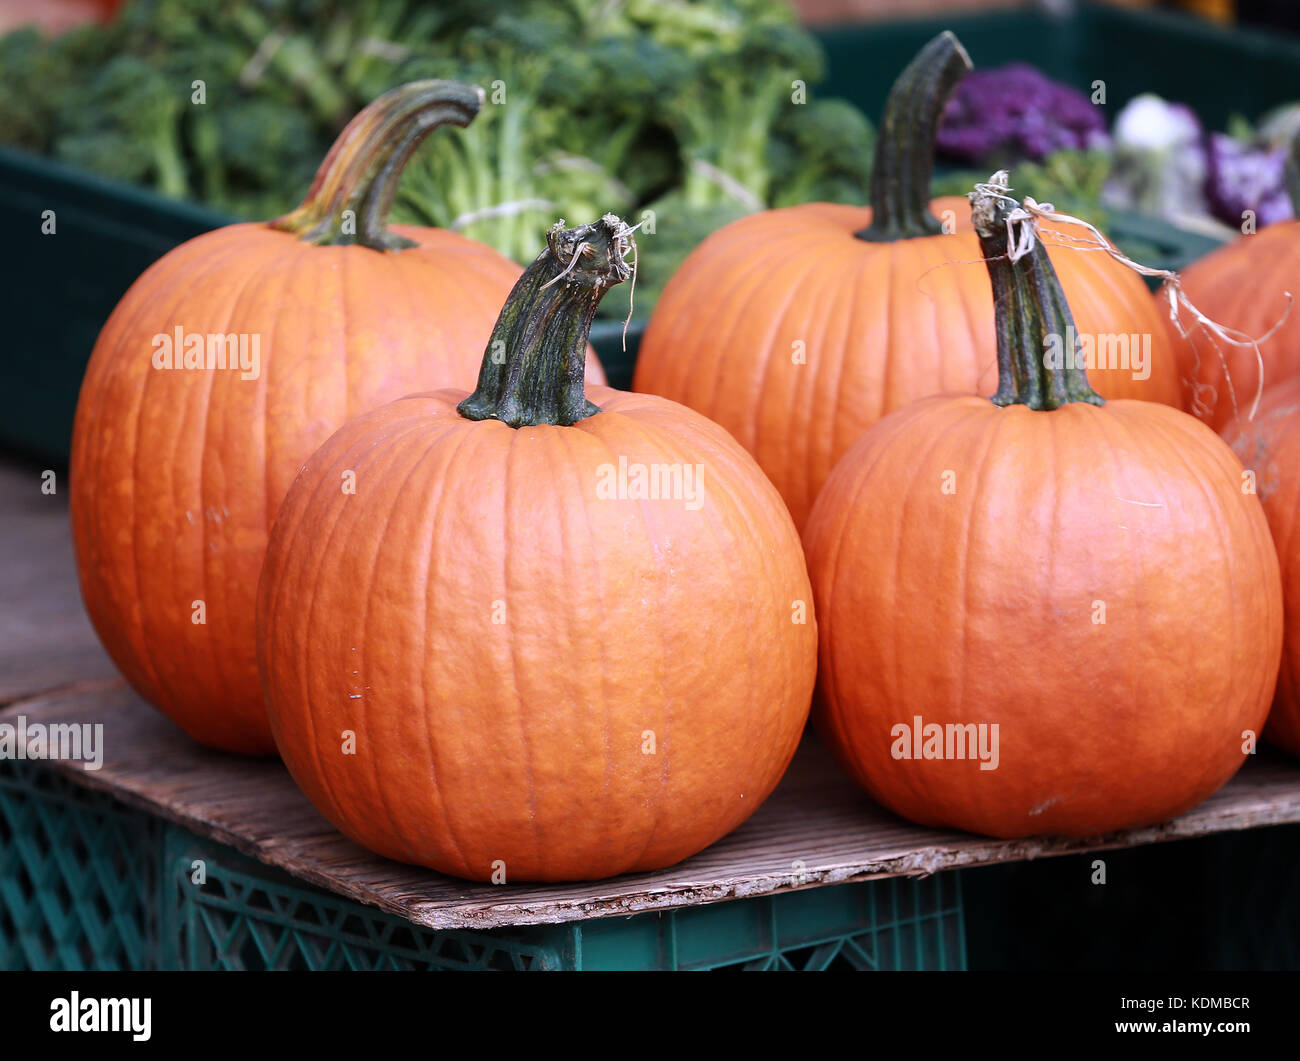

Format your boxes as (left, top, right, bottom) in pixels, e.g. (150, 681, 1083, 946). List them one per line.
(5, 458, 1300, 969)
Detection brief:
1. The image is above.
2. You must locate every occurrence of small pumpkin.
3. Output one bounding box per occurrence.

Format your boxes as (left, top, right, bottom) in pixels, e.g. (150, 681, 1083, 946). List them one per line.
(256, 216, 816, 882)
(802, 174, 1281, 838)
(1223, 376, 1300, 757)
(71, 81, 607, 755)
(634, 32, 1184, 530)
(1174, 136, 1300, 431)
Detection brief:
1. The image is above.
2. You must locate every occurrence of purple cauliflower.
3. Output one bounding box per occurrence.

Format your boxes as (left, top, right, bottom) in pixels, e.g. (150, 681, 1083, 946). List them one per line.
(937, 63, 1110, 166)
(1204, 132, 1294, 229)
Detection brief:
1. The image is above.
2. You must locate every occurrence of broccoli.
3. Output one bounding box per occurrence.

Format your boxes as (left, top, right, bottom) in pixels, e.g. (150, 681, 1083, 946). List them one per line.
(394, 0, 864, 268)
(0, 0, 877, 321)
(0, 24, 116, 155)
(388, 12, 608, 264)
(390, 8, 682, 264)
(54, 55, 190, 199)
(769, 97, 874, 208)
(196, 99, 324, 218)
(660, 15, 826, 209)
(559, 32, 693, 203)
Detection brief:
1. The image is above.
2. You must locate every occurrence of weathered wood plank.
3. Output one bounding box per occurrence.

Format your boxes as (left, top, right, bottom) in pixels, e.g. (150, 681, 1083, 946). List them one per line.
(0, 460, 116, 702)
(7, 684, 1300, 931)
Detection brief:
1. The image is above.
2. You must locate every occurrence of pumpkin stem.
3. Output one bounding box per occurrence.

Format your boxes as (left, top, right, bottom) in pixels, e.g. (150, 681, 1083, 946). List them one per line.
(458, 214, 633, 428)
(856, 31, 972, 243)
(970, 174, 1105, 411)
(270, 80, 483, 251)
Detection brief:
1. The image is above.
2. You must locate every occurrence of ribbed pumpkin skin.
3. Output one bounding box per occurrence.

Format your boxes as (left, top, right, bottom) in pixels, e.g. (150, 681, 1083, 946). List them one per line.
(257, 385, 816, 881)
(804, 396, 1281, 838)
(71, 222, 607, 755)
(1223, 376, 1300, 757)
(634, 197, 1185, 529)
(1177, 221, 1300, 431)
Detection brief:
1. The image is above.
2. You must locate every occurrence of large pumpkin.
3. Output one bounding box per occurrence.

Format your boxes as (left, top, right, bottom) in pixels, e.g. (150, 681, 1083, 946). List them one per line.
(634, 33, 1184, 529)
(256, 216, 817, 882)
(1175, 143, 1300, 431)
(1223, 376, 1300, 757)
(802, 176, 1281, 838)
(71, 81, 606, 755)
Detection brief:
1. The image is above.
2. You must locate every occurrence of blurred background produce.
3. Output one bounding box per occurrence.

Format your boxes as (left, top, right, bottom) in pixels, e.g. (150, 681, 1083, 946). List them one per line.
(0, 0, 875, 321)
(929, 58, 1299, 245)
(1, 0, 1297, 321)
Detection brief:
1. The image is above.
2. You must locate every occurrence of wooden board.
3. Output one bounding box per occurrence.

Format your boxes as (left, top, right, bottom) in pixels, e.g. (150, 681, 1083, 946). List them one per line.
(0, 460, 116, 703)
(7, 683, 1300, 931)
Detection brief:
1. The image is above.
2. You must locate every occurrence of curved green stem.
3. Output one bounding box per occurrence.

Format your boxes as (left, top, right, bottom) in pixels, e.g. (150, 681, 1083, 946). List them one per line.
(970, 175, 1104, 411)
(271, 80, 483, 251)
(856, 31, 972, 243)
(458, 214, 632, 428)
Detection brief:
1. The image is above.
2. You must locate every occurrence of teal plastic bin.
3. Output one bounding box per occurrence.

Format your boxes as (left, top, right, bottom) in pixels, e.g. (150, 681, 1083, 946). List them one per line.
(1, 758, 966, 972)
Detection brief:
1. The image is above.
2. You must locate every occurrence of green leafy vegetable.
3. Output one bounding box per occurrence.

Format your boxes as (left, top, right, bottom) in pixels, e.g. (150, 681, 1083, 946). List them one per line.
(0, 0, 874, 318)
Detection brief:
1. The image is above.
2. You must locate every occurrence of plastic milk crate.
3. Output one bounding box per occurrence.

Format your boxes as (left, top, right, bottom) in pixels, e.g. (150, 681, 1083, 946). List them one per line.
(0, 758, 966, 971)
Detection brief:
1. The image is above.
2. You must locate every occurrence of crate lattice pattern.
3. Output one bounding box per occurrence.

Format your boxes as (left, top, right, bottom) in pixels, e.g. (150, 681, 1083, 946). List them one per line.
(167, 834, 557, 971)
(0, 760, 161, 970)
(1, 759, 966, 970)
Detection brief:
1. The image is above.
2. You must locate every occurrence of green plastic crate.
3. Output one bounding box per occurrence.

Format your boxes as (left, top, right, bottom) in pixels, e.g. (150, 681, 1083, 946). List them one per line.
(0, 758, 966, 972)
(0, 757, 165, 970)
(162, 831, 561, 971)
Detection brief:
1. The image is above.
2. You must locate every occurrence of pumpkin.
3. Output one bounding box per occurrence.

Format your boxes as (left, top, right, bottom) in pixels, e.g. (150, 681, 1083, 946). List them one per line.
(70, 81, 606, 756)
(1174, 138, 1300, 431)
(801, 174, 1282, 839)
(634, 32, 1184, 530)
(1223, 376, 1300, 757)
(256, 215, 817, 882)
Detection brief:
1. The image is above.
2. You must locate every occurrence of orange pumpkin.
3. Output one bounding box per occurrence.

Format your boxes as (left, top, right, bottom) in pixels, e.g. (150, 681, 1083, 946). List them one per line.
(802, 176, 1281, 838)
(634, 33, 1184, 530)
(256, 216, 817, 882)
(70, 81, 606, 756)
(1175, 148, 1300, 431)
(1223, 376, 1300, 757)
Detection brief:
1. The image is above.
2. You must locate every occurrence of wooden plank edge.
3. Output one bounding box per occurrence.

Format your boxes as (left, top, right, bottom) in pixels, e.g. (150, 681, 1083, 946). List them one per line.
(0, 675, 125, 711)
(392, 797, 1300, 930)
(12, 715, 1300, 931)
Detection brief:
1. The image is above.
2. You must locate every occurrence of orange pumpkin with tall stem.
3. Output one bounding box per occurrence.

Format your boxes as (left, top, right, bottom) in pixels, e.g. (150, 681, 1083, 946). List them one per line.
(71, 81, 605, 756)
(803, 175, 1281, 838)
(257, 216, 817, 882)
(635, 32, 1184, 530)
